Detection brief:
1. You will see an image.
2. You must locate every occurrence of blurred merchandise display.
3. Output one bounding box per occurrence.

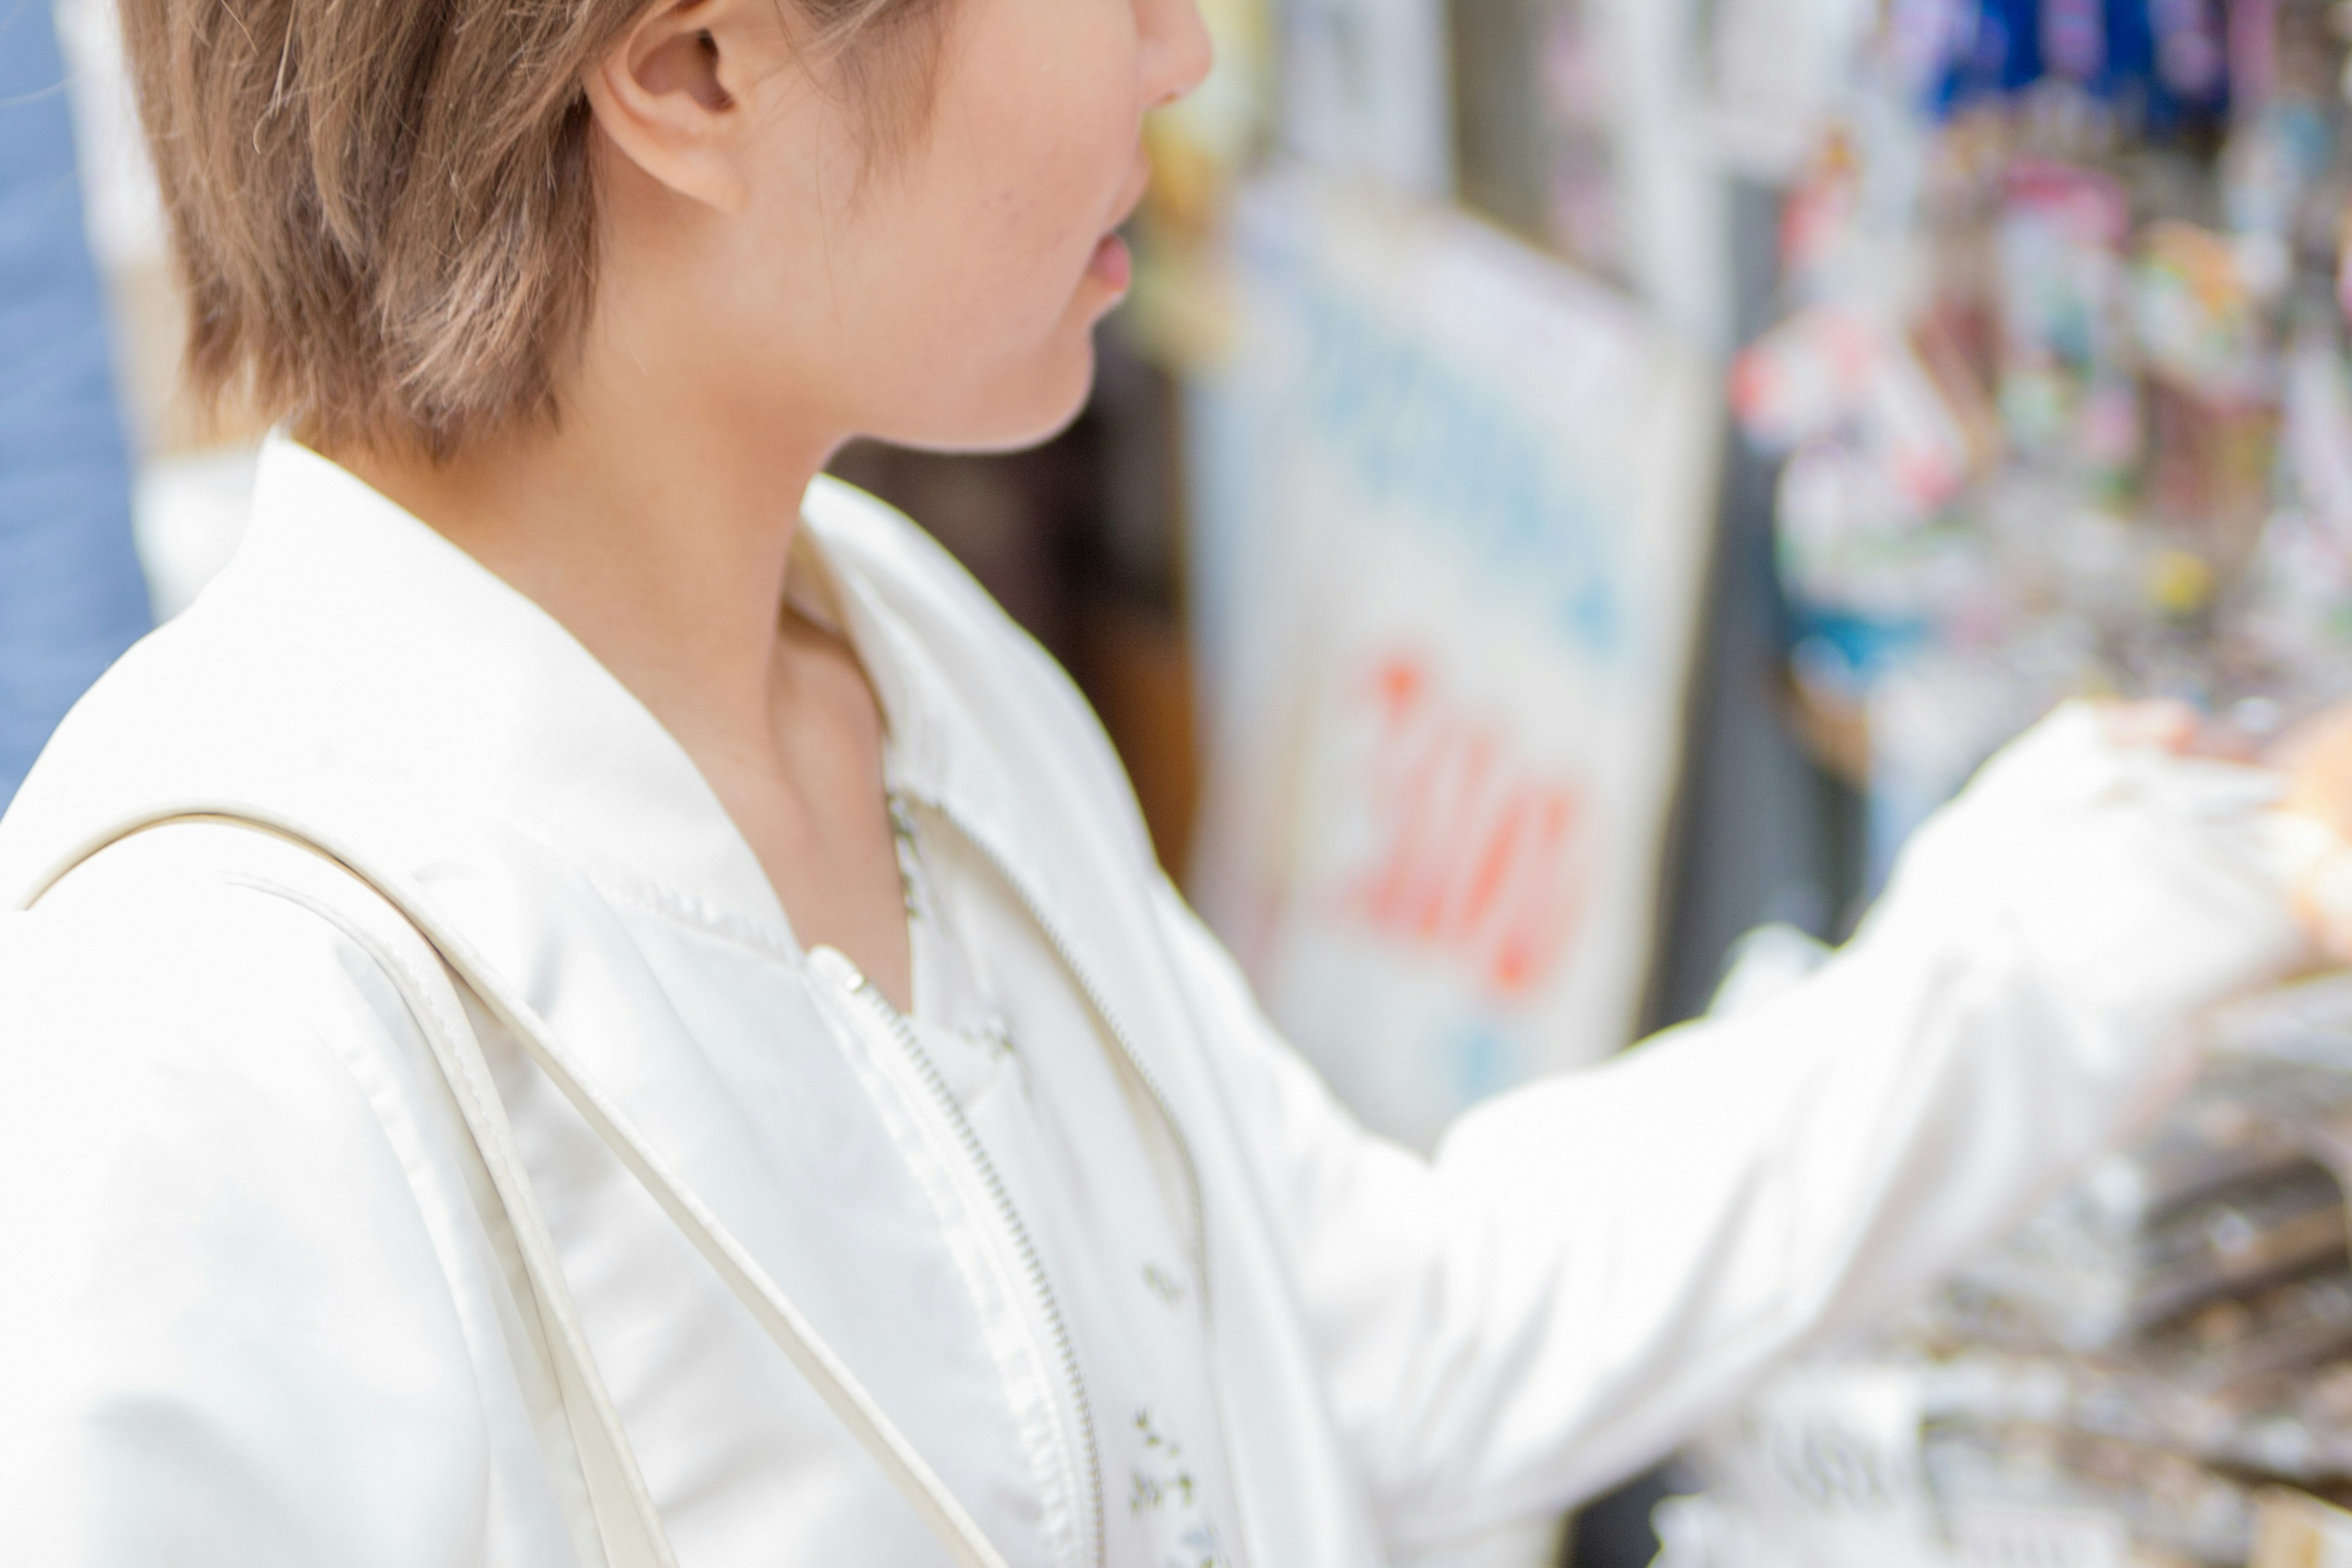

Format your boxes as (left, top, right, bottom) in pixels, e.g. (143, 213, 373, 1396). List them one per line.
(1136, 0, 1729, 372)
(1655, 974, 2352, 1568)
(1723, 0, 2352, 886)
(1278, 0, 1454, 198)
(1657, 4, 2352, 1561)
(1449, 0, 1636, 284)
(1444, 0, 1732, 352)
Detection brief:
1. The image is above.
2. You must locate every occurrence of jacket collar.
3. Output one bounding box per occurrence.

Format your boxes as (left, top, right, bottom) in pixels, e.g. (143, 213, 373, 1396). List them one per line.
(208, 435, 804, 941)
(6, 431, 1057, 943)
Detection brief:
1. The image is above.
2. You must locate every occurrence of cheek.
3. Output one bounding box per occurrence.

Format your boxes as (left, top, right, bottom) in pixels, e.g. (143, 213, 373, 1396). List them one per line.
(803, 0, 1145, 442)
(937, 1, 1140, 300)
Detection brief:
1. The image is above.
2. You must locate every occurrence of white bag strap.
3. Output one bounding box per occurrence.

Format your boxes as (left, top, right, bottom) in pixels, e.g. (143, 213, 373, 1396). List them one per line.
(325, 841, 677, 1568)
(33, 812, 1011, 1568)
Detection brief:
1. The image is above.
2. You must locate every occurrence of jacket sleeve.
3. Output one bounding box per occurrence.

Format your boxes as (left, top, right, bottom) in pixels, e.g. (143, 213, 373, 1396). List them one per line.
(1158, 703, 2314, 1550)
(0, 862, 544, 1567)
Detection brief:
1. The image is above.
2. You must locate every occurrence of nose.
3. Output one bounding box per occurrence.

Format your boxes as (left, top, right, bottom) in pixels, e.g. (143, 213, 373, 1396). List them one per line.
(1139, 0, 1215, 111)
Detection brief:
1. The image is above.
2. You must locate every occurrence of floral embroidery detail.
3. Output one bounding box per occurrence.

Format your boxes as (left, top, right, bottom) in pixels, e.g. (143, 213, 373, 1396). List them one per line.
(886, 793, 922, 919)
(884, 786, 1229, 1568)
(961, 1015, 1019, 1060)
(1129, 1409, 1227, 1568)
(1169, 1524, 1226, 1568)
(1141, 1262, 1189, 1306)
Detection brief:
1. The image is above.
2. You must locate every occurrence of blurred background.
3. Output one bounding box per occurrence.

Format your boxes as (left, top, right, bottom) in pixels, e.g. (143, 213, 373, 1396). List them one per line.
(29, 0, 2352, 1563)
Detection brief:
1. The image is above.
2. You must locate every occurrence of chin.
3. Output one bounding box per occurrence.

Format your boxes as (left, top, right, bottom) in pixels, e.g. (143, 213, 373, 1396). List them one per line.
(888, 333, 1101, 456)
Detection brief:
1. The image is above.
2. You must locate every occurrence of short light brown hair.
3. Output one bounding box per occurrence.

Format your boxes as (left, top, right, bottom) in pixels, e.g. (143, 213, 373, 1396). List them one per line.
(121, 0, 937, 458)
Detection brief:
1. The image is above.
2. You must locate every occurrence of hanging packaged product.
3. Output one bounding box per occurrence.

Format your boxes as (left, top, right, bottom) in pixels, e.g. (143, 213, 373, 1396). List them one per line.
(1734, 303, 1983, 514)
(1666, 973, 2352, 1567)
(1994, 160, 2135, 475)
(2135, 222, 2271, 407)
(1680, 5, 2352, 1553)
(1717, 0, 2352, 887)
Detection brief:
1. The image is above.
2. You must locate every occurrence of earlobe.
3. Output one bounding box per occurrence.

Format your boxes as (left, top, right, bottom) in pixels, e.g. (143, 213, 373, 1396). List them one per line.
(583, 0, 756, 213)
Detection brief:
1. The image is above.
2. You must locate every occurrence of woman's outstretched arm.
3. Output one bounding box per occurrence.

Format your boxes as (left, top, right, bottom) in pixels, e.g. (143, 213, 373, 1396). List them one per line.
(1166, 703, 2312, 1553)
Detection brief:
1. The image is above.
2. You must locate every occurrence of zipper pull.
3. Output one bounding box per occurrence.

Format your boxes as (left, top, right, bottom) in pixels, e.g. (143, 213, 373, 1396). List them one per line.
(807, 944, 870, 995)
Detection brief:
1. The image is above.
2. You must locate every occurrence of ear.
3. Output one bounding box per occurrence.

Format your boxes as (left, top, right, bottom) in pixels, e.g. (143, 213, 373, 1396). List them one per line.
(584, 0, 785, 214)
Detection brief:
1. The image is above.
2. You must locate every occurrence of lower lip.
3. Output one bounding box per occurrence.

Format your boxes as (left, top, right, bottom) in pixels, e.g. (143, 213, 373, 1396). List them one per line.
(1088, 232, 1133, 292)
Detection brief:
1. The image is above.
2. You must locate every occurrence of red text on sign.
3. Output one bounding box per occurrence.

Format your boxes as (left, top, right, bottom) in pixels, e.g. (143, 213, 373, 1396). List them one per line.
(1337, 652, 1591, 997)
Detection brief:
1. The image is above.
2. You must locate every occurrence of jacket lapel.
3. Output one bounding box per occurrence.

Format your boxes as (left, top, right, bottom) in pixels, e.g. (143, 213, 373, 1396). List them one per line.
(805, 492, 1393, 1568)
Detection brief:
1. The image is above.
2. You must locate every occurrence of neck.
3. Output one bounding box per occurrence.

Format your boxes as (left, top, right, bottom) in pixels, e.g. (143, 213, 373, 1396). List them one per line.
(333, 356, 843, 773)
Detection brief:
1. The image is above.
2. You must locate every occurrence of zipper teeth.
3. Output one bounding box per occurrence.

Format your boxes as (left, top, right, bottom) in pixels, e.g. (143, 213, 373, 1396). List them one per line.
(913, 797, 1215, 1320)
(842, 970, 1106, 1568)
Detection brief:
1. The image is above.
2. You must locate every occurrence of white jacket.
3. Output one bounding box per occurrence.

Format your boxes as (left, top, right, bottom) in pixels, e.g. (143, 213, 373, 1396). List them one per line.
(0, 437, 2313, 1567)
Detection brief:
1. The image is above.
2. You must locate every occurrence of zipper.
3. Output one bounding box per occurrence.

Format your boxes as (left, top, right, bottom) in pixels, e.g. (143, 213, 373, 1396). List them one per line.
(907, 801, 1255, 1568)
(807, 943, 1105, 1568)
(906, 795, 1215, 1322)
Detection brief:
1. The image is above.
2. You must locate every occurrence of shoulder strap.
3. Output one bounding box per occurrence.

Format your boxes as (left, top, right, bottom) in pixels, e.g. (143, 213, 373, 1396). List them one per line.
(29, 810, 1012, 1568)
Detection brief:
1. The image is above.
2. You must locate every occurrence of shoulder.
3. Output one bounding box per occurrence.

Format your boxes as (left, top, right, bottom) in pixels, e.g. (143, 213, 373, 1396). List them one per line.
(0, 590, 308, 902)
(5, 824, 468, 1276)
(4, 822, 467, 1321)
(0, 823, 508, 1555)
(21, 820, 431, 1064)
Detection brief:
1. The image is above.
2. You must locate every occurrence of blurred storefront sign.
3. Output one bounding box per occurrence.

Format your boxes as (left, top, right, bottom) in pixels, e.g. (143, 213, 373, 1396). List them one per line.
(1186, 170, 1719, 1148)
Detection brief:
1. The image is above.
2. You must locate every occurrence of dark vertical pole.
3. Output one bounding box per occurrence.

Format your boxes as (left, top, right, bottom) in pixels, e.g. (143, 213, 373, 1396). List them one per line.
(0, 0, 152, 808)
(1566, 179, 1867, 1568)
(1638, 178, 1865, 1038)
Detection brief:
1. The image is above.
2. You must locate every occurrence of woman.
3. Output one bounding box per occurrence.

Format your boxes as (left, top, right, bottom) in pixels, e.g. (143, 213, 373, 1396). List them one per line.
(0, 0, 2342, 1562)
